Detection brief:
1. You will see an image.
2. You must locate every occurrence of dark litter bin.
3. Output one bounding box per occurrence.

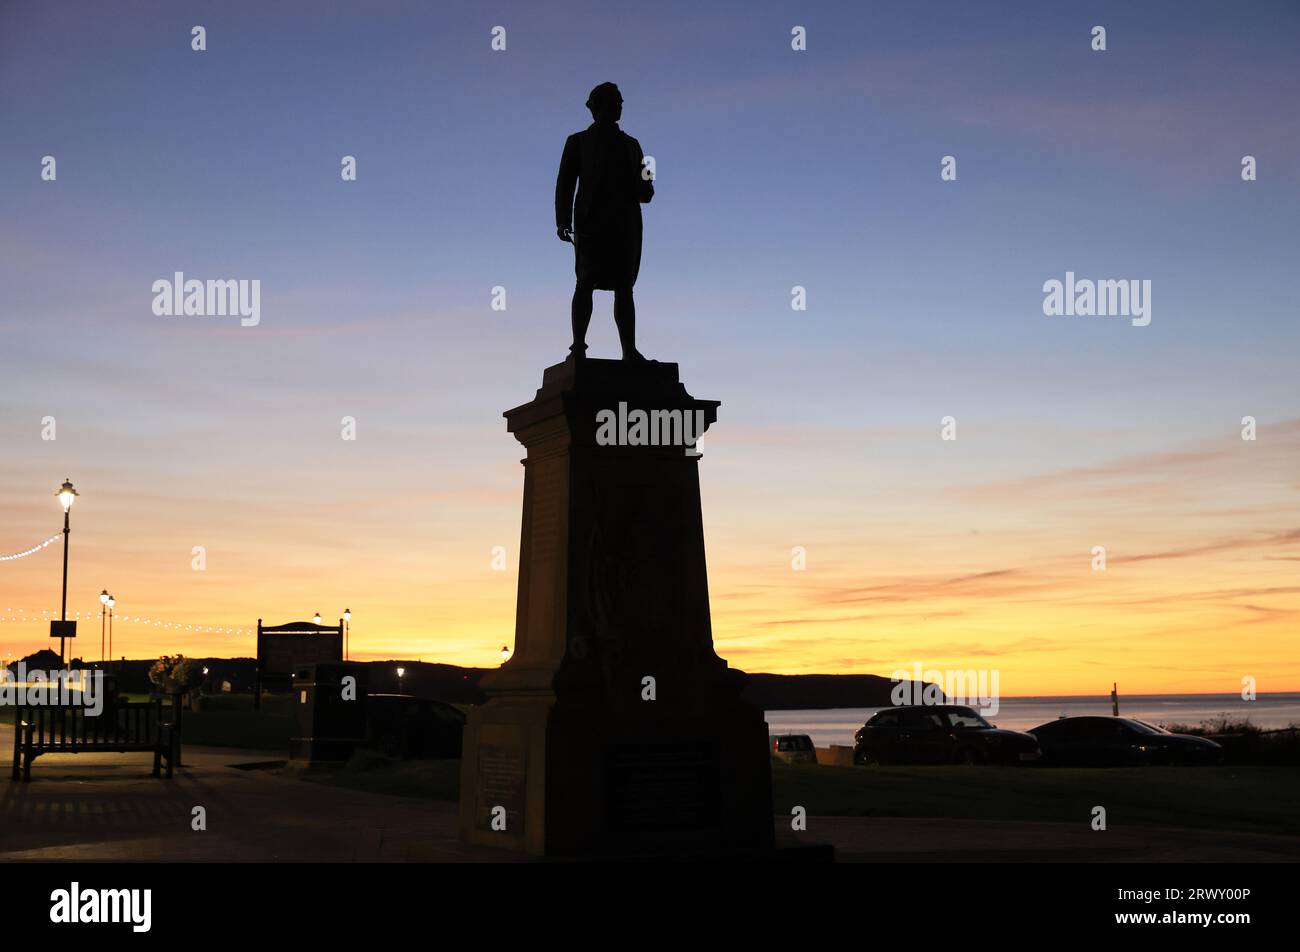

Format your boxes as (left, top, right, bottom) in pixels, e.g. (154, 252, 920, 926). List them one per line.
(289, 662, 369, 764)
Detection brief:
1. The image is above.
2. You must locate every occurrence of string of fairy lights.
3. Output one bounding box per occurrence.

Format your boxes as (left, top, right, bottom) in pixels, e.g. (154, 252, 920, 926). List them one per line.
(3, 493, 262, 661)
(0, 607, 252, 636)
(3, 531, 250, 635)
(0, 533, 64, 561)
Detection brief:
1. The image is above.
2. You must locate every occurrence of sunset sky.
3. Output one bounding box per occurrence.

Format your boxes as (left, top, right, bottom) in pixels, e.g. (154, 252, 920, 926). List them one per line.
(2, 1, 1297, 695)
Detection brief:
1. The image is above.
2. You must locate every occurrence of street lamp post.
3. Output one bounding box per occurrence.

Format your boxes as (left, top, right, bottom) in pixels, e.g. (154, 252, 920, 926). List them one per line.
(343, 608, 351, 660)
(107, 594, 116, 666)
(55, 479, 79, 662)
(396, 666, 405, 693)
(100, 590, 110, 663)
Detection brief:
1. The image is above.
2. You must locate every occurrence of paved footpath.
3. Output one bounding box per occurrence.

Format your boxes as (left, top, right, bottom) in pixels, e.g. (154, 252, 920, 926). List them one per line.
(2, 725, 1297, 862)
(0, 725, 519, 862)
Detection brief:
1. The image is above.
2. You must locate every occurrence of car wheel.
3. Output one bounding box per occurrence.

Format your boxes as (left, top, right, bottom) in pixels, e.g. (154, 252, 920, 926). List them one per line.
(957, 746, 986, 766)
(854, 748, 881, 767)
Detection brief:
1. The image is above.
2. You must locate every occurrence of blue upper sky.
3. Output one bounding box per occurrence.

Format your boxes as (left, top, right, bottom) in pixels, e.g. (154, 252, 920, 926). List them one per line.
(4, 1, 1297, 436)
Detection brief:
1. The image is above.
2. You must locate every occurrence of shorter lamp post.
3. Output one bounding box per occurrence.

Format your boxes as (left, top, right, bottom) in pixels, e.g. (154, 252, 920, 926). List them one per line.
(106, 594, 116, 666)
(100, 590, 110, 663)
(343, 608, 351, 660)
(396, 666, 405, 693)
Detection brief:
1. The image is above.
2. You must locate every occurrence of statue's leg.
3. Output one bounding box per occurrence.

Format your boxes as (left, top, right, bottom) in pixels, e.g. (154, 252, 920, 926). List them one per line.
(570, 281, 593, 356)
(613, 285, 645, 361)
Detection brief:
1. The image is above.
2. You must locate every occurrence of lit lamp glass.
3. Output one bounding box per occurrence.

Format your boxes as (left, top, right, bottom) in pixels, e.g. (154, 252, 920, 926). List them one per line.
(56, 479, 79, 511)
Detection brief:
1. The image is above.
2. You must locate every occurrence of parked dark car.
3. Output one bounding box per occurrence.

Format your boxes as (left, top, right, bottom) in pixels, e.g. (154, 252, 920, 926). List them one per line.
(853, 705, 1040, 766)
(365, 694, 465, 758)
(770, 733, 817, 765)
(1028, 716, 1223, 766)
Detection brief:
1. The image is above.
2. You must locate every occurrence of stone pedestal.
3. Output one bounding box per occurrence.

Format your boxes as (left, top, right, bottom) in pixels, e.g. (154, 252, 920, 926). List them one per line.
(459, 357, 774, 857)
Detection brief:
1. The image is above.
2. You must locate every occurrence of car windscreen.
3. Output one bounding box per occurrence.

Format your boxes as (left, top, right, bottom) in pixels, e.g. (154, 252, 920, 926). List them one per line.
(1125, 719, 1169, 735)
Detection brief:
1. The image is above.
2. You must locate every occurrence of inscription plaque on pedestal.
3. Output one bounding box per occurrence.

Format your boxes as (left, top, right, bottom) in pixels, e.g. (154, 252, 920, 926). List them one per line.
(476, 742, 526, 834)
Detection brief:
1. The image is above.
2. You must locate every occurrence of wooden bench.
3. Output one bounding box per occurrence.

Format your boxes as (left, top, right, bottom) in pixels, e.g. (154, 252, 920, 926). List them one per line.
(10, 696, 181, 782)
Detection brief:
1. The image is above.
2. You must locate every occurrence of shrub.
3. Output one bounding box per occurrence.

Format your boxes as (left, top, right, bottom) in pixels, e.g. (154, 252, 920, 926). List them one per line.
(148, 654, 205, 702)
(1161, 718, 1300, 765)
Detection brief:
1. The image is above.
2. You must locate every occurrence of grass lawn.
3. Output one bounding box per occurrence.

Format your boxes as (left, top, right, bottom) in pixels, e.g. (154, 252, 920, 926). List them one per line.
(181, 711, 295, 750)
(178, 693, 295, 749)
(770, 763, 1300, 836)
(296, 751, 460, 801)
(293, 757, 1300, 837)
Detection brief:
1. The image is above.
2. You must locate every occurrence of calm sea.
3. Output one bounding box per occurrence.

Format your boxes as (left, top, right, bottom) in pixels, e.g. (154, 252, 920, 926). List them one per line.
(764, 693, 1300, 747)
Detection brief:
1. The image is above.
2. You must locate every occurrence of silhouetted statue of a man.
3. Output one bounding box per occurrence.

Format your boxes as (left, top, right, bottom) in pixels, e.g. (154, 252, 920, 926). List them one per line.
(555, 82, 654, 361)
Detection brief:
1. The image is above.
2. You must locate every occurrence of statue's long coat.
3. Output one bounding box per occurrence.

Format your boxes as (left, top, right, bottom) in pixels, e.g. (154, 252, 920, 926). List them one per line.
(555, 122, 654, 291)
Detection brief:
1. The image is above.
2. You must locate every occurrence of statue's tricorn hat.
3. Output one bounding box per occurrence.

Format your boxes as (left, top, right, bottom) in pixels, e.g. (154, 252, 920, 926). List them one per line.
(586, 82, 623, 111)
